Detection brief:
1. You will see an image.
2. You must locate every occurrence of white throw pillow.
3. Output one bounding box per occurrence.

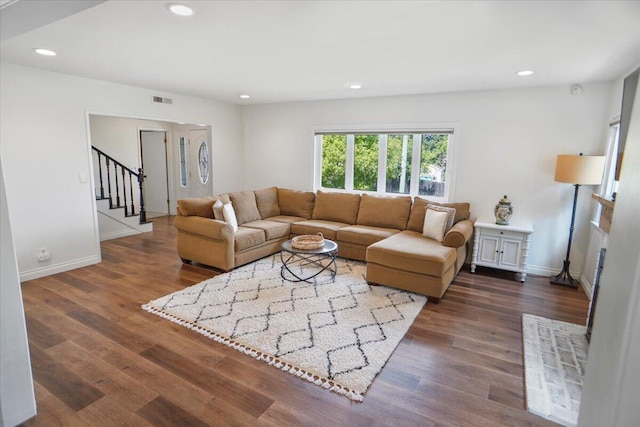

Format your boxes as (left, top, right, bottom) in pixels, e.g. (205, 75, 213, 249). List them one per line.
(222, 202, 239, 232)
(427, 204, 456, 233)
(212, 199, 224, 220)
(423, 208, 449, 242)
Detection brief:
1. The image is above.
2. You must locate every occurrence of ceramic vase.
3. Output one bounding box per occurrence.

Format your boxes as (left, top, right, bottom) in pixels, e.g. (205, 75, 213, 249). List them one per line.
(494, 195, 513, 225)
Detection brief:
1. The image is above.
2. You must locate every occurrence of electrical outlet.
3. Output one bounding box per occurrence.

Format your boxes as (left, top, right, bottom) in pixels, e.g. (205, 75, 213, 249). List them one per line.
(37, 247, 51, 262)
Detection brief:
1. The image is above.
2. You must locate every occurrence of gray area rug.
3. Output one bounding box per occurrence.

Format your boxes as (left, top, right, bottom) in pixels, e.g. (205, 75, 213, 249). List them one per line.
(143, 254, 426, 401)
(522, 314, 589, 426)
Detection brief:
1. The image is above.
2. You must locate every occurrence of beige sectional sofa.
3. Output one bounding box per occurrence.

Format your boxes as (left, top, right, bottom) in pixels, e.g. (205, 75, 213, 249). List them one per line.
(174, 187, 473, 302)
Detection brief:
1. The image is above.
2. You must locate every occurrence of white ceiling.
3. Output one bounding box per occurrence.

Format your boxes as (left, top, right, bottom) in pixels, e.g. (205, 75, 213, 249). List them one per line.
(1, 0, 640, 105)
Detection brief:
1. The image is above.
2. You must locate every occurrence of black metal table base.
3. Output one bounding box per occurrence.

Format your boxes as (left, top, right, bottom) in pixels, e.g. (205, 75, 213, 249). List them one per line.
(280, 251, 337, 283)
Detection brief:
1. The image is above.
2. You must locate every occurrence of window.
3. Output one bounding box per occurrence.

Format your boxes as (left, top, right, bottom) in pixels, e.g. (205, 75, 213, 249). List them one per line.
(593, 121, 620, 224)
(601, 122, 620, 199)
(179, 137, 188, 187)
(315, 129, 454, 200)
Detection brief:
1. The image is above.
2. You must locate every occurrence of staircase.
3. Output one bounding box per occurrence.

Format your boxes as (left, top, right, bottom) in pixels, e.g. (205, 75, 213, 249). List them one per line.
(92, 146, 152, 240)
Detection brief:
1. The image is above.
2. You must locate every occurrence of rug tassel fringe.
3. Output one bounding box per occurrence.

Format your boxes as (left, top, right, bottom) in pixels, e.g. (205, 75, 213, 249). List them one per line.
(141, 303, 365, 403)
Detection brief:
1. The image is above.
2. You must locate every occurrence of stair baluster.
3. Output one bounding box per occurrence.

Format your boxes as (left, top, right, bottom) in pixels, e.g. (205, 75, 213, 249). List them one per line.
(114, 163, 121, 208)
(106, 157, 113, 208)
(121, 166, 128, 215)
(129, 172, 135, 216)
(97, 152, 105, 199)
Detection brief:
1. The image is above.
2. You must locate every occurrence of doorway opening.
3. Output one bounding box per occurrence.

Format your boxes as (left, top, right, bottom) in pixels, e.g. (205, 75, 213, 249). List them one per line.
(140, 130, 170, 219)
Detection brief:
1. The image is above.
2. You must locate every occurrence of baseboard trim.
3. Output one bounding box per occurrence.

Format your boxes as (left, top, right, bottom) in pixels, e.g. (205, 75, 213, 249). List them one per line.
(100, 229, 141, 241)
(524, 264, 592, 296)
(580, 275, 594, 299)
(20, 255, 101, 282)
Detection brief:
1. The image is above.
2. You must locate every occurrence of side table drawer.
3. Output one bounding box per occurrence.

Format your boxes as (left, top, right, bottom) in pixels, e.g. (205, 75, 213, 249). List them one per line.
(479, 228, 524, 240)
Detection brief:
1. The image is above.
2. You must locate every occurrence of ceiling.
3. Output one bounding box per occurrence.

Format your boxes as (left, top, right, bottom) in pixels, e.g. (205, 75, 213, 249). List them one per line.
(1, 1, 640, 105)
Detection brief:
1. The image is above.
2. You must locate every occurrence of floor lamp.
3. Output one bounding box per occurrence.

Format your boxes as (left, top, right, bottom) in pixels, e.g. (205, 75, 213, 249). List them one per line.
(552, 153, 606, 288)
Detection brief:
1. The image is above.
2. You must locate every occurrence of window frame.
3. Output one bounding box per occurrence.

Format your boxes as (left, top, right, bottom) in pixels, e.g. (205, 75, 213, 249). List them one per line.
(313, 123, 458, 202)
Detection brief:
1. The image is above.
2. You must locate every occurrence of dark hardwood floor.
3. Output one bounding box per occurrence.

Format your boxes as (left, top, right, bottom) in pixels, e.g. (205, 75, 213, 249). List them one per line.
(20, 216, 589, 426)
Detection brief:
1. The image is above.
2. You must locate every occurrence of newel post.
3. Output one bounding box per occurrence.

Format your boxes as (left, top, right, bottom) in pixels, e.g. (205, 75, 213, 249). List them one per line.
(137, 168, 147, 224)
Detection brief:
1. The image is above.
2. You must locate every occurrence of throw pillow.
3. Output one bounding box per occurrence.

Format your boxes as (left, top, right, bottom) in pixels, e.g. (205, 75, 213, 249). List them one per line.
(423, 208, 449, 242)
(427, 204, 456, 233)
(222, 202, 239, 232)
(212, 199, 224, 221)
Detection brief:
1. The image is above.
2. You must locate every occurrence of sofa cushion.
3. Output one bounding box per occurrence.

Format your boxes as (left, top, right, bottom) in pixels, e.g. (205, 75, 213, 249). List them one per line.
(367, 230, 456, 277)
(177, 197, 217, 218)
(290, 220, 348, 240)
(356, 194, 412, 230)
(407, 198, 470, 232)
(312, 191, 361, 224)
(268, 215, 308, 224)
(242, 220, 290, 241)
(234, 227, 266, 252)
(212, 199, 224, 220)
(336, 225, 400, 247)
(277, 188, 315, 219)
(255, 187, 280, 219)
(229, 190, 261, 225)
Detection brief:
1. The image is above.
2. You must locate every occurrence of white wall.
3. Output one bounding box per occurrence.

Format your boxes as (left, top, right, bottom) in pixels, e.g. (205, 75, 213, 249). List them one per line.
(0, 62, 243, 281)
(0, 162, 36, 426)
(242, 83, 614, 276)
(579, 83, 640, 427)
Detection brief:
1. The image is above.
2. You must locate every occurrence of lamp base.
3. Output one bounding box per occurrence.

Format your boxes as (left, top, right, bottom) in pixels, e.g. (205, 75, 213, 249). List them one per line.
(551, 260, 578, 288)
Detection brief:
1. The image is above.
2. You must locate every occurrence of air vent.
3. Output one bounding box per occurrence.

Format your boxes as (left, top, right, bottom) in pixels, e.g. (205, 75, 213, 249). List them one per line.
(152, 96, 173, 104)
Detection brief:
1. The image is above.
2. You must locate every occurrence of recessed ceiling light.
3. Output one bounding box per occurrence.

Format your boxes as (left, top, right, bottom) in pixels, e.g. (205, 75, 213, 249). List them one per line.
(167, 3, 193, 16)
(34, 48, 56, 56)
(239, 94, 250, 99)
(516, 70, 534, 76)
(349, 83, 362, 89)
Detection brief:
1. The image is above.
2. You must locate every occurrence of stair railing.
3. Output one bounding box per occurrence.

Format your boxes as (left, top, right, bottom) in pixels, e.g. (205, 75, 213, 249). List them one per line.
(92, 146, 147, 224)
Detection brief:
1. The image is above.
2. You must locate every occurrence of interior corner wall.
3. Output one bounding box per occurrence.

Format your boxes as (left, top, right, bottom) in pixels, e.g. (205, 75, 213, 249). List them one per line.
(0, 161, 36, 426)
(578, 82, 640, 427)
(241, 83, 614, 276)
(0, 62, 243, 281)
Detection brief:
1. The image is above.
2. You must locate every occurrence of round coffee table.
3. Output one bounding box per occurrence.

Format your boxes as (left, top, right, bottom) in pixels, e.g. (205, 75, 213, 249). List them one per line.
(280, 239, 338, 283)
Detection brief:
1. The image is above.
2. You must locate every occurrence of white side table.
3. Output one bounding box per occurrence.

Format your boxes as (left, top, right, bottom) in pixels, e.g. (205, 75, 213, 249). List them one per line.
(471, 218, 534, 282)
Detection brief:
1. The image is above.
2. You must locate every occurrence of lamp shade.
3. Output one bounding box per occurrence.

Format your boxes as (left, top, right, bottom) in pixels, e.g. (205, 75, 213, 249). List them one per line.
(554, 154, 606, 185)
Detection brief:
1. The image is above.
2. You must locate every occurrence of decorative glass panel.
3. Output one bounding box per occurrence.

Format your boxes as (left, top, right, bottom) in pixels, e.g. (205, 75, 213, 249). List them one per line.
(179, 137, 187, 187)
(198, 141, 209, 184)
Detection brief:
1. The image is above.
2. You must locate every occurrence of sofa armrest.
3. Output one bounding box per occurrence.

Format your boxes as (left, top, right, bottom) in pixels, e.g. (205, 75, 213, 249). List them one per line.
(443, 219, 473, 248)
(174, 216, 234, 241)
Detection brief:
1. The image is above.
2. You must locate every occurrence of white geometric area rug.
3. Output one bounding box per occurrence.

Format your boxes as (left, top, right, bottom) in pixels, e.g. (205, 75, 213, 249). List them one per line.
(142, 255, 426, 401)
(522, 314, 589, 427)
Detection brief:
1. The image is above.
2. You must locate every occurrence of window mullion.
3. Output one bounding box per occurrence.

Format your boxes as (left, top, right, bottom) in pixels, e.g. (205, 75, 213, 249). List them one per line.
(409, 134, 421, 195)
(377, 134, 388, 193)
(345, 134, 355, 191)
